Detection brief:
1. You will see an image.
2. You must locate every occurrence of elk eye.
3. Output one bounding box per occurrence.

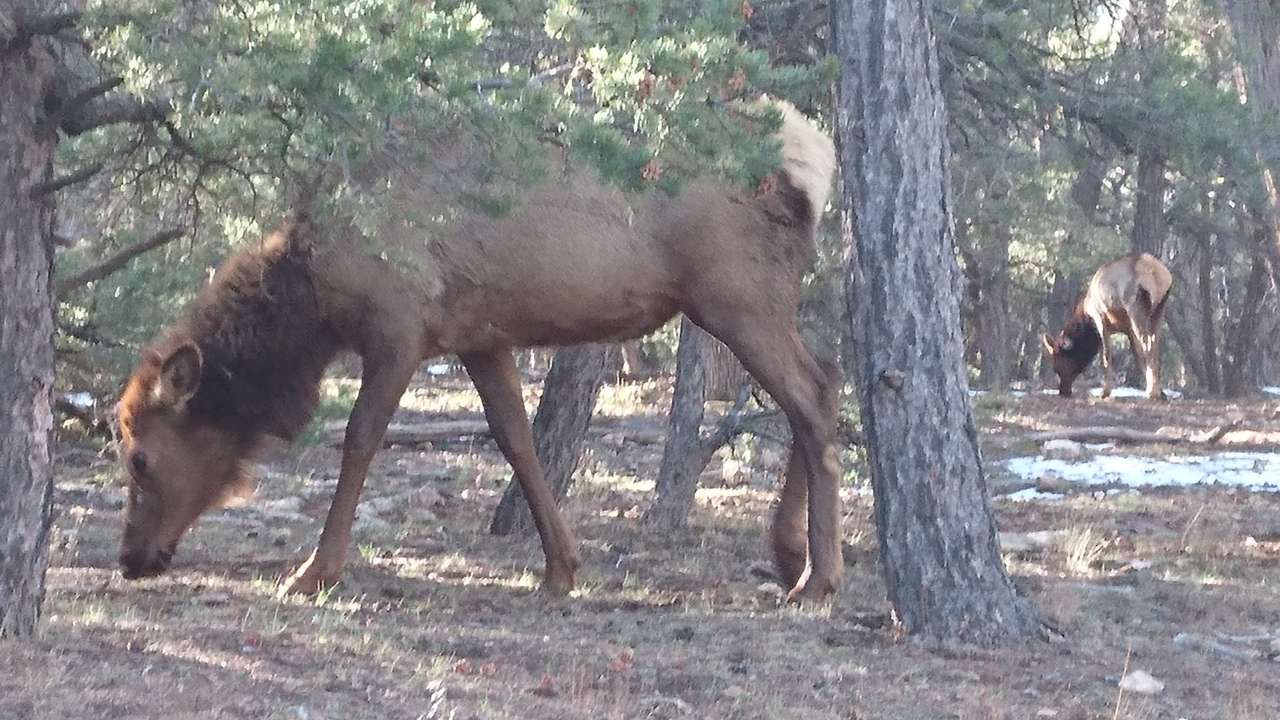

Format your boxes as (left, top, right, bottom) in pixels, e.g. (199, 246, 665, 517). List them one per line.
(129, 450, 149, 476)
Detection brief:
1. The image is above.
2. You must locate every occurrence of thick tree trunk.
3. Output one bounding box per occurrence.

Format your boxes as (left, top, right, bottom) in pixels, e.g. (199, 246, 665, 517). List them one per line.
(489, 344, 613, 537)
(642, 318, 712, 530)
(0, 1, 58, 639)
(833, 0, 1045, 646)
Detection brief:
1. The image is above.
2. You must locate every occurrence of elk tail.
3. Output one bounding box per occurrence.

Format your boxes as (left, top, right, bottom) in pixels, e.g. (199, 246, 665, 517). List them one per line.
(1146, 287, 1170, 324)
(771, 100, 837, 227)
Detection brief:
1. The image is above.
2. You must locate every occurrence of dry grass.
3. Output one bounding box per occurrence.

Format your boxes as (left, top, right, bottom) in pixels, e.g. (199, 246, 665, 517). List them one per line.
(3, 383, 1280, 719)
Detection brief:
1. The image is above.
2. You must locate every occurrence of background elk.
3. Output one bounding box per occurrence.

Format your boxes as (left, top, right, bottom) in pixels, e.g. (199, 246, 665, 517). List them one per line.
(115, 100, 845, 602)
(1042, 253, 1172, 400)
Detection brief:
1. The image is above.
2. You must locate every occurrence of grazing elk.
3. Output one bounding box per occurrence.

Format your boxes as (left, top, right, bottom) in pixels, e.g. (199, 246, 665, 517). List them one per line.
(1042, 253, 1172, 400)
(116, 101, 844, 602)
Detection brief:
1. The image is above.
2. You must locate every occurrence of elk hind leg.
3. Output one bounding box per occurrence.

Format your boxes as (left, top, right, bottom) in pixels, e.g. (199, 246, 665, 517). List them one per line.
(1127, 304, 1164, 400)
(462, 349, 581, 592)
(699, 316, 842, 600)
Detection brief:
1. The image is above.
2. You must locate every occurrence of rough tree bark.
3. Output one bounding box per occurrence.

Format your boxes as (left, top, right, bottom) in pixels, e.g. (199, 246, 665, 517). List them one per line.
(642, 318, 712, 530)
(1197, 236, 1222, 394)
(1225, 0, 1280, 275)
(1222, 250, 1269, 397)
(972, 182, 1013, 389)
(1130, 0, 1168, 259)
(0, 0, 59, 639)
(489, 344, 614, 536)
(833, 0, 1047, 645)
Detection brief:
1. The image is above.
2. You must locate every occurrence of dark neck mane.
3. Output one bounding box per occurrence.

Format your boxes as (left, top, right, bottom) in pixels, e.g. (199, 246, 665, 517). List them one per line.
(1059, 309, 1102, 368)
(179, 237, 340, 443)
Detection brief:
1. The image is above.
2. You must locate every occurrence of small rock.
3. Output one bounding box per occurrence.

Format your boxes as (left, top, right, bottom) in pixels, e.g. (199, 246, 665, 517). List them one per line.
(755, 582, 785, 601)
(999, 530, 1066, 554)
(1042, 439, 1088, 460)
(1035, 709, 1058, 717)
(1118, 670, 1164, 694)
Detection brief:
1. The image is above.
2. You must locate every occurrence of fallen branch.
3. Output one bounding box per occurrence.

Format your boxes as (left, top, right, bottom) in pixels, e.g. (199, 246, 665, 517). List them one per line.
(1028, 420, 1240, 445)
(324, 418, 670, 447)
(1027, 426, 1175, 444)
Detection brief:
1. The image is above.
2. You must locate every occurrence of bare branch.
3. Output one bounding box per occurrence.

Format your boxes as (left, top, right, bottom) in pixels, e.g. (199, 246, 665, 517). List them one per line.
(23, 12, 81, 38)
(58, 93, 168, 136)
(56, 227, 186, 298)
(28, 163, 102, 197)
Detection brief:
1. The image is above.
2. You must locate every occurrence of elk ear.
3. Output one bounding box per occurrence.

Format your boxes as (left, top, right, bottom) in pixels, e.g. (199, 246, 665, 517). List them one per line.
(156, 341, 203, 407)
(1042, 333, 1058, 354)
(285, 214, 313, 254)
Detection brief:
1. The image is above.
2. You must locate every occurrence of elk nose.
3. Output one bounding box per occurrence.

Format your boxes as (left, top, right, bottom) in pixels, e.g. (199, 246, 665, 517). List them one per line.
(119, 547, 172, 580)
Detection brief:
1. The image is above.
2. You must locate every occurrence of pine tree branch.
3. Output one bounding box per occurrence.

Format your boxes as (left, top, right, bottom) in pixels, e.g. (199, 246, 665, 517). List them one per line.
(56, 227, 185, 298)
(28, 163, 102, 197)
(22, 11, 80, 38)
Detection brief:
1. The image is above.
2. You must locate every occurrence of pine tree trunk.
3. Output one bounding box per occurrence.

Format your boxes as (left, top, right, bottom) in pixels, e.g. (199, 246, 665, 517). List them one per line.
(1132, 146, 1168, 258)
(1222, 253, 1268, 398)
(1224, 0, 1280, 274)
(642, 318, 713, 531)
(833, 0, 1046, 646)
(489, 344, 613, 537)
(1197, 239, 1221, 394)
(974, 217, 1012, 390)
(0, 1, 58, 639)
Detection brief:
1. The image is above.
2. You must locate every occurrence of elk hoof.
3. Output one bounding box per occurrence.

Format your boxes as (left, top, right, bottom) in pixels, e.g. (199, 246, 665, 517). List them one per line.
(277, 555, 339, 598)
(771, 542, 808, 591)
(541, 556, 579, 595)
(786, 574, 838, 604)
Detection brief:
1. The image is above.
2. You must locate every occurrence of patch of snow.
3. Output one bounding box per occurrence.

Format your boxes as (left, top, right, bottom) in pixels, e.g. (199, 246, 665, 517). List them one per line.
(1261, 386, 1280, 396)
(1002, 451, 1280, 500)
(63, 391, 95, 408)
(1086, 386, 1184, 399)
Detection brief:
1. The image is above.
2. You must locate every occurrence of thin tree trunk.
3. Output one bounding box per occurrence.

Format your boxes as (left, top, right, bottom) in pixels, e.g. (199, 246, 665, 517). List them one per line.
(1132, 146, 1168, 258)
(975, 223, 1013, 389)
(1130, 0, 1168, 257)
(0, 0, 59, 638)
(834, 0, 1046, 646)
(1224, 0, 1280, 273)
(489, 344, 613, 537)
(1197, 238, 1222, 394)
(1223, 253, 1269, 397)
(642, 318, 711, 530)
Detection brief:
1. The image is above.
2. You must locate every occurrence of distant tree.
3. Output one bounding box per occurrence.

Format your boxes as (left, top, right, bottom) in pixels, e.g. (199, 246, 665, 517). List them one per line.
(834, 0, 1048, 645)
(489, 344, 614, 537)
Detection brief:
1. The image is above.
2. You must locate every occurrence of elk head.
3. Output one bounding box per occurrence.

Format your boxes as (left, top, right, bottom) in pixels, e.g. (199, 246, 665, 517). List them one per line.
(1042, 332, 1083, 397)
(117, 340, 253, 579)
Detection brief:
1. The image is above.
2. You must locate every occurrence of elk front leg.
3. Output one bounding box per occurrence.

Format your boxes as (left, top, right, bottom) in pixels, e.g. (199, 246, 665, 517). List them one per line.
(279, 354, 419, 597)
(1098, 333, 1114, 399)
(462, 349, 581, 593)
(1143, 332, 1165, 400)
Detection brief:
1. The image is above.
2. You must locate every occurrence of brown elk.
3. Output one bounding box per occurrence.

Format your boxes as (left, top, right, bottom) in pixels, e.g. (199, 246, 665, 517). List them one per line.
(116, 101, 844, 602)
(1042, 253, 1172, 400)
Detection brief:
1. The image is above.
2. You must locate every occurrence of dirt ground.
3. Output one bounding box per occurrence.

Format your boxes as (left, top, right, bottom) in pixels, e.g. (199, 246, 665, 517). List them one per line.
(3, 376, 1280, 720)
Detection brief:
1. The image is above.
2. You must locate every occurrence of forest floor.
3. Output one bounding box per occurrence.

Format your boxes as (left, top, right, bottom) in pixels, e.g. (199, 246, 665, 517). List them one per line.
(4, 372, 1280, 720)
